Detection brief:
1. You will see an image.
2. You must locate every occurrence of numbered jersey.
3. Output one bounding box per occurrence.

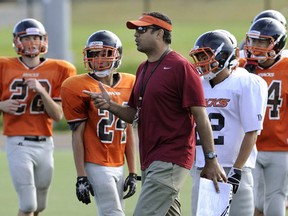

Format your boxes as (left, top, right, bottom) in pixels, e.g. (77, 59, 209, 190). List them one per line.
(195, 67, 267, 168)
(240, 57, 288, 151)
(61, 73, 135, 167)
(0, 57, 76, 136)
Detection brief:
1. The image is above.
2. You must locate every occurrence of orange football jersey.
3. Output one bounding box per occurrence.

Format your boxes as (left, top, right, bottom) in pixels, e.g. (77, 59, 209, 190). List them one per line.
(239, 57, 288, 151)
(0, 57, 76, 136)
(61, 72, 135, 167)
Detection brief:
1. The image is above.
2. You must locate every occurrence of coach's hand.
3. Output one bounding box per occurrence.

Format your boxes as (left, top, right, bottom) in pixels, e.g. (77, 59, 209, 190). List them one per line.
(76, 176, 94, 205)
(227, 167, 242, 194)
(123, 173, 137, 199)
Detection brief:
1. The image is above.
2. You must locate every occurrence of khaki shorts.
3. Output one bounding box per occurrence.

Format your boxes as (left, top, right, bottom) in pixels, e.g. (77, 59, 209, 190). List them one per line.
(134, 161, 189, 216)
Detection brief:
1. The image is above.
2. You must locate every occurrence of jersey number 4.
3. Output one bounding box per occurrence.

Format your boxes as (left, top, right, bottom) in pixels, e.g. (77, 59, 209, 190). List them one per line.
(267, 80, 282, 120)
(97, 105, 127, 144)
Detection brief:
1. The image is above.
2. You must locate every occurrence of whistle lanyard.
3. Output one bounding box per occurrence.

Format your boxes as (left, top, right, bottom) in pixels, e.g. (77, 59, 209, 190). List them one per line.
(137, 48, 171, 109)
(132, 48, 170, 127)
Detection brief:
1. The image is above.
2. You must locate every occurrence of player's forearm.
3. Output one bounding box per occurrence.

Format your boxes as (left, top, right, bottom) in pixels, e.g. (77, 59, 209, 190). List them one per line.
(72, 123, 87, 176)
(40, 91, 63, 121)
(108, 101, 136, 124)
(234, 130, 258, 169)
(125, 125, 137, 174)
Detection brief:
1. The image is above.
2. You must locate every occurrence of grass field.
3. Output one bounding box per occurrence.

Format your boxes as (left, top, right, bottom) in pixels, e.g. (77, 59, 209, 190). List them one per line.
(0, 0, 288, 215)
(0, 150, 192, 216)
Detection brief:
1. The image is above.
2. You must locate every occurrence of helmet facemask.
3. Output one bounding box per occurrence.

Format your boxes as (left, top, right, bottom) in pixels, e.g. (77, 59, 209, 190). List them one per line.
(13, 27, 48, 57)
(244, 17, 287, 63)
(83, 44, 121, 78)
(83, 30, 122, 78)
(190, 47, 219, 78)
(244, 32, 284, 63)
(190, 42, 237, 81)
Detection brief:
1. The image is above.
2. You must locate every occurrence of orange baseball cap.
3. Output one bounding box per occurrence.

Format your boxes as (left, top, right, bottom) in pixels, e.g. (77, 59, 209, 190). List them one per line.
(126, 15, 172, 32)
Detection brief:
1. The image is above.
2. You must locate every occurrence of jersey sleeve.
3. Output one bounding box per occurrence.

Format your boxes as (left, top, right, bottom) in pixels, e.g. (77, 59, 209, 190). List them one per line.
(239, 72, 268, 133)
(181, 61, 206, 108)
(52, 60, 77, 101)
(61, 78, 90, 123)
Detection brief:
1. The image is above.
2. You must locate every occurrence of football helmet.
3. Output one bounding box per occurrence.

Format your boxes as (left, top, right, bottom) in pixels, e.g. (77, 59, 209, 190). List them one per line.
(189, 30, 238, 80)
(252, 9, 287, 28)
(244, 17, 287, 62)
(214, 29, 238, 49)
(83, 30, 122, 78)
(13, 18, 48, 57)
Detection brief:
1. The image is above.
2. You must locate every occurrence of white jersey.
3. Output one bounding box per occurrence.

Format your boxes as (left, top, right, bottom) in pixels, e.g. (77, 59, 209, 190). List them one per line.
(195, 67, 267, 168)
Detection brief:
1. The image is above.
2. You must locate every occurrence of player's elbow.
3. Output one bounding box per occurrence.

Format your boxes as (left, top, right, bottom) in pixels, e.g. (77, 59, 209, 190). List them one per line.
(53, 112, 63, 122)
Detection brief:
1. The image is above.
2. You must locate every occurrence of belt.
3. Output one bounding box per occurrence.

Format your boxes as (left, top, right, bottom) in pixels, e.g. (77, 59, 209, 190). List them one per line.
(24, 136, 46, 142)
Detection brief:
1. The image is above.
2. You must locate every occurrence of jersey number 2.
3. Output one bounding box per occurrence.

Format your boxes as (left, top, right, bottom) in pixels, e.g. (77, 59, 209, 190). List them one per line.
(196, 112, 224, 146)
(10, 79, 51, 115)
(97, 104, 127, 144)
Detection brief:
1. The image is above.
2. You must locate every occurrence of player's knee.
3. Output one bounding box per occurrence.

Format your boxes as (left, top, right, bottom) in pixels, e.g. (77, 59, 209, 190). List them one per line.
(36, 188, 49, 212)
(18, 186, 37, 213)
(36, 199, 47, 213)
(20, 203, 37, 213)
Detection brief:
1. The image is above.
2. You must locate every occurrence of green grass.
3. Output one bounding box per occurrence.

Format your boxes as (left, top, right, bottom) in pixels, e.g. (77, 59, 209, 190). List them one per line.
(0, 0, 288, 215)
(0, 151, 192, 215)
(1, 150, 287, 215)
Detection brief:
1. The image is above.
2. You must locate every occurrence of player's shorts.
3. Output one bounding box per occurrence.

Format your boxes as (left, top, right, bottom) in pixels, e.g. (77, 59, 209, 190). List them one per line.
(86, 163, 125, 216)
(253, 151, 288, 216)
(5, 136, 54, 212)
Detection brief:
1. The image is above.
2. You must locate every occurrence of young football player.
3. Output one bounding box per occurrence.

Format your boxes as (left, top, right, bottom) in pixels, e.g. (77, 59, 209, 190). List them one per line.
(240, 17, 288, 216)
(0, 18, 76, 216)
(61, 30, 137, 216)
(189, 30, 267, 216)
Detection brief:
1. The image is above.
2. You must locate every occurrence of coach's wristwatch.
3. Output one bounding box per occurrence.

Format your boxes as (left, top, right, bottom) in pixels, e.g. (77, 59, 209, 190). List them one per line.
(205, 152, 217, 159)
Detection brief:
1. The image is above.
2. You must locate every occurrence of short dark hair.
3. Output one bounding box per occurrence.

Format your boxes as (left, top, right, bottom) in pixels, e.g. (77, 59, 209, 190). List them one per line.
(145, 12, 172, 44)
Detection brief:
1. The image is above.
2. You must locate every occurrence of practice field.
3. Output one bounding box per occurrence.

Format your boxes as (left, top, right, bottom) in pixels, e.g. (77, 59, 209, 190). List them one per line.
(0, 132, 192, 215)
(0, 0, 288, 215)
(1, 149, 288, 215)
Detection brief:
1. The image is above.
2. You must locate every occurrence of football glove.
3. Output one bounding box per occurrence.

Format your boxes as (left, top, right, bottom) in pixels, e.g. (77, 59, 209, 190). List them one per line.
(227, 167, 242, 194)
(123, 173, 137, 199)
(76, 176, 94, 205)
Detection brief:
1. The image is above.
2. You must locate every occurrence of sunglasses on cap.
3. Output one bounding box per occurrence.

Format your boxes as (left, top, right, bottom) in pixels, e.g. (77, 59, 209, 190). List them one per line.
(136, 26, 155, 34)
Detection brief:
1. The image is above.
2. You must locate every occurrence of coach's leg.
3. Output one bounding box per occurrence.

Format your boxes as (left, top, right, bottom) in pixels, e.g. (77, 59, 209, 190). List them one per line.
(134, 161, 189, 216)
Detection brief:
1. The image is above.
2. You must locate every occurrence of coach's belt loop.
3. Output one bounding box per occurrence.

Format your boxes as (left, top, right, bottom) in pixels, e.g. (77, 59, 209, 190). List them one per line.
(24, 136, 46, 142)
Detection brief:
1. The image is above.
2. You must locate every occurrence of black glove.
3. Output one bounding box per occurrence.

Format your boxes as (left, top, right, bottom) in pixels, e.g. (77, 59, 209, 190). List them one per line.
(227, 167, 242, 194)
(76, 176, 94, 205)
(244, 60, 258, 74)
(123, 173, 137, 199)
